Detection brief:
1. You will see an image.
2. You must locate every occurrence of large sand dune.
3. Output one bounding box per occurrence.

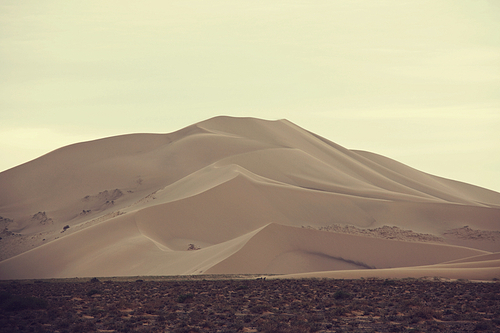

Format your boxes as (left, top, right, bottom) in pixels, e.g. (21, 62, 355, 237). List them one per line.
(1, 116, 499, 280)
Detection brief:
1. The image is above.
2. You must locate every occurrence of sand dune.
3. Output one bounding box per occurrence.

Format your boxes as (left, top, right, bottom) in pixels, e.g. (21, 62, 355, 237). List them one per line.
(0, 116, 499, 280)
(206, 223, 487, 274)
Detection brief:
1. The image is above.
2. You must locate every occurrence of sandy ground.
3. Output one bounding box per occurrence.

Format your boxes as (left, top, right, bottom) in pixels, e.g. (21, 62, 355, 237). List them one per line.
(1, 116, 499, 280)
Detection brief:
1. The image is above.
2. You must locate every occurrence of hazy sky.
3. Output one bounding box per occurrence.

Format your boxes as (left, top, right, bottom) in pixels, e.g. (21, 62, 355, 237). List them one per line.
(1, 0, 499, 192)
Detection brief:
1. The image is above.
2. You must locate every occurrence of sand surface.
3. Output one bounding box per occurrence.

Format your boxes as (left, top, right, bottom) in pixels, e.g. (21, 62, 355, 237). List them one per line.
(1, 116, 499, 280)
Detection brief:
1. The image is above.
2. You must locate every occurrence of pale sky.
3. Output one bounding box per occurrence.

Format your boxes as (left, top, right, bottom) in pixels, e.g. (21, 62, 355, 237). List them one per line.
(1, 0, 499, 192)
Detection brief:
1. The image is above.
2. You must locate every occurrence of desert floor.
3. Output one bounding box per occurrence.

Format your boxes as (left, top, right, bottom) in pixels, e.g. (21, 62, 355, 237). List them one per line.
(1, 276, 499, 333)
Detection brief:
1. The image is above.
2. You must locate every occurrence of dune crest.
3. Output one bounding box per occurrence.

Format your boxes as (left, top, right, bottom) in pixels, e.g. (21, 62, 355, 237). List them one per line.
(0, 116, 499, 280)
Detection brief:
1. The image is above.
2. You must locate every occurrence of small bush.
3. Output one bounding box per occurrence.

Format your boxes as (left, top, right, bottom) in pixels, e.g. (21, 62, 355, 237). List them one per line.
(250, 304, 271, 314)
(236, 284, 249, 290)
(86, 289, 100, 297)
(165, 312, 178, 320)
(332, 306, 347, 316)
(410, 307, 438, 320)
(333, 289, 351, 300)
(177, 293, 194, 303)
(0, 292, 47, 311)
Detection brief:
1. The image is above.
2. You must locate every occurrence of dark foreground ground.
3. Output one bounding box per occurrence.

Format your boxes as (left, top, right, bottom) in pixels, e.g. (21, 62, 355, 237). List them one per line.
(1, 276, 499, 333)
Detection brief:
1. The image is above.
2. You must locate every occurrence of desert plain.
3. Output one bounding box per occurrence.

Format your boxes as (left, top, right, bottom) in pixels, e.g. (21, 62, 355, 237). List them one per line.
(1, 276, 499, 332)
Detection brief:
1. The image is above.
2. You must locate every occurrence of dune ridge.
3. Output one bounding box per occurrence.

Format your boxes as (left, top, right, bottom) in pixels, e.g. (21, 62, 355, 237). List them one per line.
(0, 116, 499, 280)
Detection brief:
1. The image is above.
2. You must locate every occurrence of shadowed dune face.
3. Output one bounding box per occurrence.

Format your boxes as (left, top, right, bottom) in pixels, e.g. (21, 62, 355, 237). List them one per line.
(0, 116, 499, 280)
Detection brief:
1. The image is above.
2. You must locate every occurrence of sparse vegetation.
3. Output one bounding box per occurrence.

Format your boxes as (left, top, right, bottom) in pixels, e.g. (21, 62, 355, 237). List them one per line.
(0, 277, 498, 332)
